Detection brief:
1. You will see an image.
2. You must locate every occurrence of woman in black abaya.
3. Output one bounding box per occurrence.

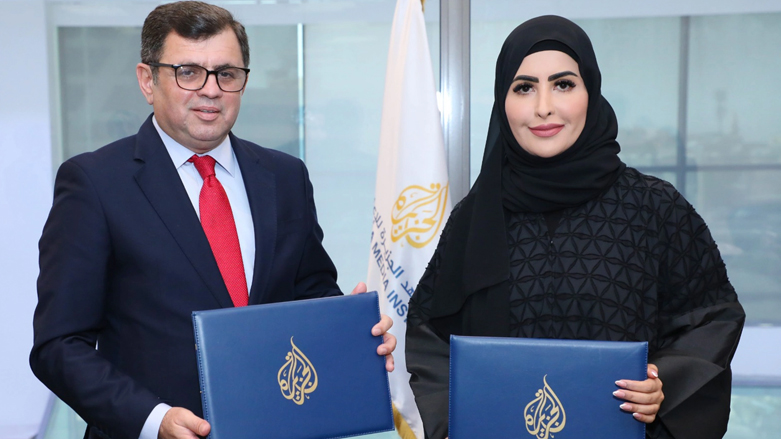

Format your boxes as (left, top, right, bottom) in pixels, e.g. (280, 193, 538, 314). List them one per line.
(406, 15, 745, 439)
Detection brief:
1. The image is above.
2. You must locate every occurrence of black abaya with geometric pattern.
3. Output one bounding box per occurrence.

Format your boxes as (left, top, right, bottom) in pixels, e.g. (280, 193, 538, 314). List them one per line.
(406, 168, 744, 439)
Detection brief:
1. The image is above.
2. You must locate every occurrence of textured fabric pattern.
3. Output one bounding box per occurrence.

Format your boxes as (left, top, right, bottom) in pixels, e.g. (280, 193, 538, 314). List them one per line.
(506, 168, 737, 356)
(190, 154, 248, 307)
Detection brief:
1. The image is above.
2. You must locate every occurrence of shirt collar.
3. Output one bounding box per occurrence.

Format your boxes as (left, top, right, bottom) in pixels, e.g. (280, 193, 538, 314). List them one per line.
(153, 115, 236, 176)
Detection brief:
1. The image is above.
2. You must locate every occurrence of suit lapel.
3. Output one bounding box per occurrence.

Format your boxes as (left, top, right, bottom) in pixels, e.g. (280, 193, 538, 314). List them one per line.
(132, 116, 234, 308)
(231, 134, 277, 305)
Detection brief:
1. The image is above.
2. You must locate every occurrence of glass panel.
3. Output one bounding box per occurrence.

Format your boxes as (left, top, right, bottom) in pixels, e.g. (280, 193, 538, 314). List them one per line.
(304, 22, 389, 294)
(235, 25, 300, 156)
(687, 13, 781, 167)
(686, 14, 781, 326)
(577, 18, 680, 169)
(470, 17, 680, 184)
(469, 20, 520, 183)
(57, 25, 300, 160)
(687, 170, 781, 325)
(726, 386, 781, 439)
(58, 26, 149, 159)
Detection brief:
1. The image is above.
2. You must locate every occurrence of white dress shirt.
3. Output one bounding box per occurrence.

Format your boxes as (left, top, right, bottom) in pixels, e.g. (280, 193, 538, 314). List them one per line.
(139, 117, 256, 439)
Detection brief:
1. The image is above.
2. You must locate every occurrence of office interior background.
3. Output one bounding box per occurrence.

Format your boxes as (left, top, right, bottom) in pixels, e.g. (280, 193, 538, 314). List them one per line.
(1, 0, 780, 437)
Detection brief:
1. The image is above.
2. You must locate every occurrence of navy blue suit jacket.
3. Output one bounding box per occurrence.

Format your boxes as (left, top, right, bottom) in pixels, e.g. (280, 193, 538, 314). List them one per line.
(30, 115, 342, 439)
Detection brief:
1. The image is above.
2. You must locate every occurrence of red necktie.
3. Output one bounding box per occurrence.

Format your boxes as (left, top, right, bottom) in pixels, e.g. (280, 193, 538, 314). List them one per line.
(189, 155, 249, 307)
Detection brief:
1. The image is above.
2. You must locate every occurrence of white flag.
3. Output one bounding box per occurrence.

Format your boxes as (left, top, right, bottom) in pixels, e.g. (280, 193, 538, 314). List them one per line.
(367, 0, 451, 437)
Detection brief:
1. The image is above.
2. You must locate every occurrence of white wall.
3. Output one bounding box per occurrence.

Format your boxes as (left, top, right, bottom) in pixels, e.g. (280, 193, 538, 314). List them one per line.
(0, 1, 54, 438)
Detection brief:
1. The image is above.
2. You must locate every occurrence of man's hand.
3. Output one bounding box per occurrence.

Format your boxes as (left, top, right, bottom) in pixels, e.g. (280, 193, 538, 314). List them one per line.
(614, 364, 664, 423)
(351, 281, 397, 372)
(159, 407, 210, 439)
(350, 282, 368, 295)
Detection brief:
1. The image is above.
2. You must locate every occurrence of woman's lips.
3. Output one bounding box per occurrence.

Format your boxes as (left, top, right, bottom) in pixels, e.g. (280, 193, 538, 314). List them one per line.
(529, 124, 564, 137)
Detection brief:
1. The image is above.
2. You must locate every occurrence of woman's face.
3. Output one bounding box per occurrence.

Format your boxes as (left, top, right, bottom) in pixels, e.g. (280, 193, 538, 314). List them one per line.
(505, 50, 588, 158)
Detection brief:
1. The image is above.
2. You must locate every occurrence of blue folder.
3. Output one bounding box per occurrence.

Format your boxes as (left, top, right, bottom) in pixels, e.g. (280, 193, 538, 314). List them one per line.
(449, 336, 647, 439)
(192, 292, 394, 439)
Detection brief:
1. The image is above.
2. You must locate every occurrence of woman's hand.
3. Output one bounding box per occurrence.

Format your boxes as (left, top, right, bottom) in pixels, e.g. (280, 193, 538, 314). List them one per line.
(613, 364, 664, 423)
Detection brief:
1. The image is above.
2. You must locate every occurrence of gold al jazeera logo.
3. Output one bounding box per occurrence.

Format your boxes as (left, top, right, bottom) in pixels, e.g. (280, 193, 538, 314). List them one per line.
(277, 337, 318, 405)
(524, 375, 566, 439)
(391, 183, 449, 248)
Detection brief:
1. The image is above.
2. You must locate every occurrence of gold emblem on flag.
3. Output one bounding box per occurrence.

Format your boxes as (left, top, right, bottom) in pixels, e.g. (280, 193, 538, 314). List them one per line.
(524, 375, 566, 439)
(390, 183, 449, 248)
(277, 337, 318, 405)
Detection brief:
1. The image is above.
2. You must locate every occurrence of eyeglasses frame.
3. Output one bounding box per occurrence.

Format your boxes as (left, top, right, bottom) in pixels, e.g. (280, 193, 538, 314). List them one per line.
(146, 62, 251, 92)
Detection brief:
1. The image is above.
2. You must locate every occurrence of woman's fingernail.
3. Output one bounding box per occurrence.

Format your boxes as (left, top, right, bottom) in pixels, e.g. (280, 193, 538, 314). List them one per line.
(633, 412, 642, 420)
(613, 390, 625, 398)
(615, 380, 627, 388)
(620, 403, 631, 411)
(651, 370, 659, 378)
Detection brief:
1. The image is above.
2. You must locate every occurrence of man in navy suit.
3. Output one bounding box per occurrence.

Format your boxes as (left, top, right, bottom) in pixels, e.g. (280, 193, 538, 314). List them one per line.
(30, 2, 395, 439)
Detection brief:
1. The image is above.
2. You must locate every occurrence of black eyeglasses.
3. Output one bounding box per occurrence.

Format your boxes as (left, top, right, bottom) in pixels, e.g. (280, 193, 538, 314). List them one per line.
(147, 62, 250, 92)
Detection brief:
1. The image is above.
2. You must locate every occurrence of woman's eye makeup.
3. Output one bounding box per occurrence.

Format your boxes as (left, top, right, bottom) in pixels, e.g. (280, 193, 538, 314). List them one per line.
(554, 79, 577, 91)
(512, 78, 577, 94)
(512, 82, 534, 94)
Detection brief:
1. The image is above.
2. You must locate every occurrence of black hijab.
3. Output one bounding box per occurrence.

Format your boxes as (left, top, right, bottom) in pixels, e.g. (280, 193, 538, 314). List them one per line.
(428, 15, 625, 322)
